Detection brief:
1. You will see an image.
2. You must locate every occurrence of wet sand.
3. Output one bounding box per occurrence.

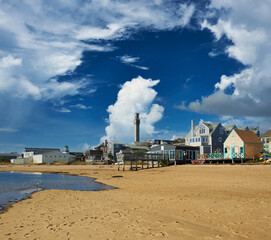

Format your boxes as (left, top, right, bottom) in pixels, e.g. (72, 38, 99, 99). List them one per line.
(0, 164, 270, 239)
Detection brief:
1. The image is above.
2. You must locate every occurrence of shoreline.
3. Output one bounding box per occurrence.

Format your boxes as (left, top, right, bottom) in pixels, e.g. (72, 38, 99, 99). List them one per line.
(0, 170, 117, 214)
(0, 164, 271, 239)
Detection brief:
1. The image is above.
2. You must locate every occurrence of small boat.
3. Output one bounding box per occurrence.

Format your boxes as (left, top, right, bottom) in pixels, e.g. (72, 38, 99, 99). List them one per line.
(191, 160, 202, 164)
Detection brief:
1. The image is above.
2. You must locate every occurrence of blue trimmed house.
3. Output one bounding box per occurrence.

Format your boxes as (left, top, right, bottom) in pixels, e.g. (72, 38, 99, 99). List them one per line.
(223, 129, 263, 159)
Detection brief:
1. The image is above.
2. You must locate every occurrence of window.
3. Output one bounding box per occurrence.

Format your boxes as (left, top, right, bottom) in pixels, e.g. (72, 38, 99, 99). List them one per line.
(220, 127, 224, 134)
(218, 137, 222, 142)
(198, 138, 200, 142)
(199, 127, 205, 134)
(192, 151, 196, 160)
(169, 150, 175, 160)
(240, 147, 244, 153)
(225, 147, 227, 153)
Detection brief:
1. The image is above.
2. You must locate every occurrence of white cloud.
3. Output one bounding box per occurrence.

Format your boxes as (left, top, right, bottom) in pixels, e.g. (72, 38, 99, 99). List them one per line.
(75, 23, 124, 40)
(81, 143, 91, 151)
(101, 76, 164, 143)
(0, 128, 18, 133)
(0, 1, 195, 104)
(56, 108, 71, 113)
(70, 104, 92, 110)
(185, 0, 271, 118)
(120, 55, 140, 64)
(118, 55, 149, 70)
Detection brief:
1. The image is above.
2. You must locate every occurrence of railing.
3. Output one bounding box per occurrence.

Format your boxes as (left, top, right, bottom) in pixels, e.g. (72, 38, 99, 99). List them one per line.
(117, 152, 168, 161)
(198, 153, 245, 160)
(116, 152, 170, 171)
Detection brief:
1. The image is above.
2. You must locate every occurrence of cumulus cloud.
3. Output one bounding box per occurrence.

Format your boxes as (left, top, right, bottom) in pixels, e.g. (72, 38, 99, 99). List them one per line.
(185, 0, 271, 118)
(101, 76, 164, 142)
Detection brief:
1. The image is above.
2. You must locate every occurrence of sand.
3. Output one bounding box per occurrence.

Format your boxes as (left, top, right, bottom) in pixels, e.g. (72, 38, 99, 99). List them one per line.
(0, 164, 271, 240)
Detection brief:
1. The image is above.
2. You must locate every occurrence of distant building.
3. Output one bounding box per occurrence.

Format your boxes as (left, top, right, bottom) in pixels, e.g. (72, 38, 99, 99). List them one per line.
(261, 130, 271, 153)
(106, 142, 126, 159)
(85, 150, 103, 162)
(62, 145, 69, 154)
(224, 124, 237, 135)
(224, 129, 263, 159)
(0, 153, 19, 161)
(149, 144, 199, 163)
(147, 139, 174, 145)
(32, 151, 73, 164)
(69, 152, 85, 161)
(22, 147, 60, 158)
(185, 120, 228, 154)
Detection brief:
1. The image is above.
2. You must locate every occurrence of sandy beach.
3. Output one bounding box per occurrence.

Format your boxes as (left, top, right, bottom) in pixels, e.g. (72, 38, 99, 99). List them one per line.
(0, 164, 271, 240)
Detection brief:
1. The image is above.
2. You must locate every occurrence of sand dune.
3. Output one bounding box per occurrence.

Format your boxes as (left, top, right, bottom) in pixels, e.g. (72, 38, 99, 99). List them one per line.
(0, 164, 271, 239)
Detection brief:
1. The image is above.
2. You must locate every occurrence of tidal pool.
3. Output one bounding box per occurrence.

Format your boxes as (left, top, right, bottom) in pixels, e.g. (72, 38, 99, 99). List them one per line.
(0, 171, 115, 211)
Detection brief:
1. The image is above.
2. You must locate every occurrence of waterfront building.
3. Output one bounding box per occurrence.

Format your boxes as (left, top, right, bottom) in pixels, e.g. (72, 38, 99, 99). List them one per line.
(224, 129, 263, 159)
(261, 130, 271, 153)
(149, 144, 199, 163)
(185, 120, 228, 154)
(32, 151, 74, 164)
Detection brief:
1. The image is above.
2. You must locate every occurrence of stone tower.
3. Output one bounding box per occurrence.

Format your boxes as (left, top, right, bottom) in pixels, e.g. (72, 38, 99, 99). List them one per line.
(134, 113, 140, 142)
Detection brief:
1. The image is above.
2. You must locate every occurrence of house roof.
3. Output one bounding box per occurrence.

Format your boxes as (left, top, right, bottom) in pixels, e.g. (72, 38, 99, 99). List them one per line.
(237, 126, 249, 130)
(185, 122, 220, 139)
(234, 129, 262, 143)
(224, 124, 236, 131)
(261, 130, 271, 138)
(203, 122, 219, 133)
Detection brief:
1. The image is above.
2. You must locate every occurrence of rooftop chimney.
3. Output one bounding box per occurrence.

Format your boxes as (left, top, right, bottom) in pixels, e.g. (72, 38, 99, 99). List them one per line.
(134, 113, 140, 142)
(191, 120, 195, 137)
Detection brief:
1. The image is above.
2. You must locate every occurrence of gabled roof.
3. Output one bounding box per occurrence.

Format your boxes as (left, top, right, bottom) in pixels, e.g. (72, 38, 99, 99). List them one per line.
(238, 126, 250, 131)
(203, 122, 219, 134)
(261, 130, 271, 138)
(234, 129, 262, 143)
(224, 124, 236, 132)
(185, 122, 220, 138)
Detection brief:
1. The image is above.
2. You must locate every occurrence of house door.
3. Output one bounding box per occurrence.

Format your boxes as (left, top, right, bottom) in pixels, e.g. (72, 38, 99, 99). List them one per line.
(231, 147, 236, 159)
(179, 150, 183, 160)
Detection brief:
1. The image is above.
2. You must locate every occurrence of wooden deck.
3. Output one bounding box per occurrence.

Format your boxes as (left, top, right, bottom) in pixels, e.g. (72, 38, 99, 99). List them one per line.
(117, 152, 171, 171)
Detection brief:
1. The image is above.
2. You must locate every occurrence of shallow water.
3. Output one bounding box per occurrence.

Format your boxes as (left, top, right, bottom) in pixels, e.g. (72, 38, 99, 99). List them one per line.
(0, 171, 115, 210)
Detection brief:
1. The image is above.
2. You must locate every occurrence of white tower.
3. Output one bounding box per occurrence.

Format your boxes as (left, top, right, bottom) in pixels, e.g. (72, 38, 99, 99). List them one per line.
(62, 145, 69, 154)
(134, 113, 140, 142)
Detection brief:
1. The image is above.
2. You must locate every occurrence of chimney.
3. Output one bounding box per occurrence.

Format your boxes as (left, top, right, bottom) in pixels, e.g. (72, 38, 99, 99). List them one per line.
(191, 120, 195, 137)
(134, 113, 140, 142)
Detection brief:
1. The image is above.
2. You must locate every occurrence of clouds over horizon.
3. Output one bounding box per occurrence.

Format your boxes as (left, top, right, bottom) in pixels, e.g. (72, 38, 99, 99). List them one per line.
(183, 0, 271, 119)
(0, 0, 196, 103)
(101, 76, 164, 143)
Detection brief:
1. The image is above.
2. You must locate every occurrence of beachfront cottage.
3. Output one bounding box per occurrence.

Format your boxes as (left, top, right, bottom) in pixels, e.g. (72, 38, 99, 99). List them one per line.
(185, 120, 228, 154)
(149, 144, 199, 163)
(224, 129, 263, 159)
(261, 130, 271, 153)
(32, 151, 74, 164)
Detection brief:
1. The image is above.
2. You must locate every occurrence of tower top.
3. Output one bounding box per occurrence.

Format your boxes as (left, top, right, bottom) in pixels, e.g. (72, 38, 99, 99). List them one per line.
(134, 113, 140, 142)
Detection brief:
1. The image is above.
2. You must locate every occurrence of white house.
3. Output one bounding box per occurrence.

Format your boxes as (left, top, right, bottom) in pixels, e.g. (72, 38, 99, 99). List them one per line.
(33, 151, 74, 164)
(185, 120, 228, 154)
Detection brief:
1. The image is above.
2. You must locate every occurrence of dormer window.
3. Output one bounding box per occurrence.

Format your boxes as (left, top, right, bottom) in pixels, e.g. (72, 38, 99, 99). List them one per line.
(199, 126, 205, 134)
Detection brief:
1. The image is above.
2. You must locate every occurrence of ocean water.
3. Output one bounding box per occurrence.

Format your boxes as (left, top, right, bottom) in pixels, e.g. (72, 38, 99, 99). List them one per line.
(0, 171, 115, 211)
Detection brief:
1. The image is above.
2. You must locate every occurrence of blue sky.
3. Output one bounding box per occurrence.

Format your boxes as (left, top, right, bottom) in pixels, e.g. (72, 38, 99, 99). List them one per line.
(0, 0, 271, 152)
